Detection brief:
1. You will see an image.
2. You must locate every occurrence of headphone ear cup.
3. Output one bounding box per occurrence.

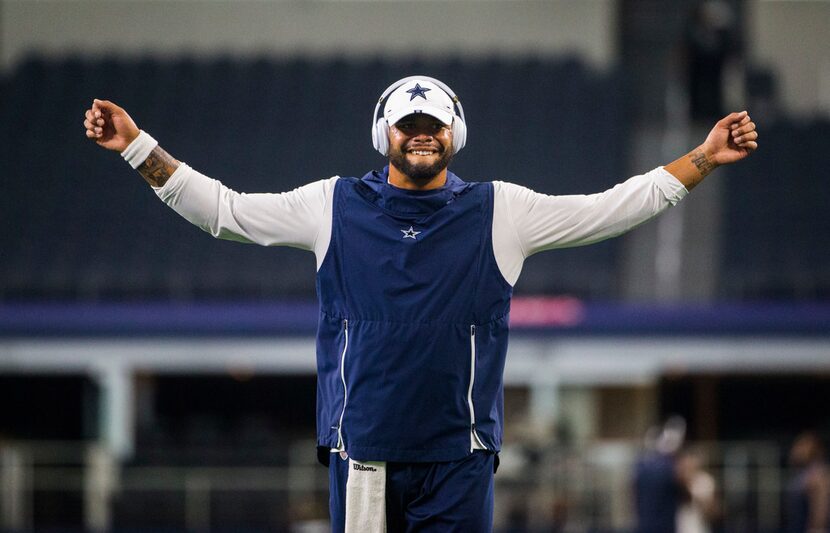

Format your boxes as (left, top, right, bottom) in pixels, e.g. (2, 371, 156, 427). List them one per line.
(373, 118, 389, 156)
(451, 118, 466, 154)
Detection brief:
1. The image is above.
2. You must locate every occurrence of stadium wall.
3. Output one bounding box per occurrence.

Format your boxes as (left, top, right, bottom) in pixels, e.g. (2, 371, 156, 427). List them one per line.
(3, 0, 829, 117)
(0, 0, 616, 68)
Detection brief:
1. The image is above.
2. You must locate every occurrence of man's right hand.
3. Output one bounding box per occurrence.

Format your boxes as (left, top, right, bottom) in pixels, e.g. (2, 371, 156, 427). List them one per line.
(84, 99, 140, 152)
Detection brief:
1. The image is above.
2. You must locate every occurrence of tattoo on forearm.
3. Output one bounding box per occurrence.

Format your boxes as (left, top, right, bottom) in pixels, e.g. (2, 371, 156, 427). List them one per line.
(138, 146, 180, 187)
(689, 149, 715, 177)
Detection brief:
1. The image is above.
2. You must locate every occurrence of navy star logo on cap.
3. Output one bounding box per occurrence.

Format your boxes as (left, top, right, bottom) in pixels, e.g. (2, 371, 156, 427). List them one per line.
(406, 83, 431, 101)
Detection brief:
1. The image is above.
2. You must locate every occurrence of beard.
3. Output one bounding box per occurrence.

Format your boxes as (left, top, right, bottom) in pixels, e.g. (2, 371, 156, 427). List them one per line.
(388, 145, 454, 184)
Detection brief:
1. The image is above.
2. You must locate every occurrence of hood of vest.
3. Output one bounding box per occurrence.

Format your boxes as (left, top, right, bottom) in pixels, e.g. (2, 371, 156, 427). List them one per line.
(356, 166, 472, 221)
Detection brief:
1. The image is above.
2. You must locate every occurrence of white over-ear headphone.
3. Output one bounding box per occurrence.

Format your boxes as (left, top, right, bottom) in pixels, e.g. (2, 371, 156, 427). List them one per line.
(371, 75, 467, 157)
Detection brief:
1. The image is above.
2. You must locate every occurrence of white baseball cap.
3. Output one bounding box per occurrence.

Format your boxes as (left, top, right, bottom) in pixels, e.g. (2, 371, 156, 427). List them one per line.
(383, 79, 455, 127)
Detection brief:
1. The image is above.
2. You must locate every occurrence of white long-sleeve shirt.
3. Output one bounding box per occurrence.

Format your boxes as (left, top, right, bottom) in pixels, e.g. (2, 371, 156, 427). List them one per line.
(155, 165, 688, 286)
(154, 164, 687, 453)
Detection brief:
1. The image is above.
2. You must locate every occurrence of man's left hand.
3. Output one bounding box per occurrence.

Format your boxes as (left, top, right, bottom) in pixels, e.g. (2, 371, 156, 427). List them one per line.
(702, 111, 759, 166)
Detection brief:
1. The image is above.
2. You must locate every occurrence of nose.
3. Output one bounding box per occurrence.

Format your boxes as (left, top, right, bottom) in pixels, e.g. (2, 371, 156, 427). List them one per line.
(411, 130, 434, 142)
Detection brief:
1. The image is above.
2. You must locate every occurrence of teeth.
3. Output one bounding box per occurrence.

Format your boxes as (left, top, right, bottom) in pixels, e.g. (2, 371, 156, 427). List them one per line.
(410, 150, 434, 156)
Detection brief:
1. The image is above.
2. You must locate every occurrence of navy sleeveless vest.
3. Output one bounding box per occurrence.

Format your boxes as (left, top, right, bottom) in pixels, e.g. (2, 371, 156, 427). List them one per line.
(315, 167, 513, 463)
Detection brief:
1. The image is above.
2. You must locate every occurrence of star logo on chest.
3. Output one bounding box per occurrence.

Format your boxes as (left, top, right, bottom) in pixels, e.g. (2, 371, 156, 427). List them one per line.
(406, 83, 431, 101)
(401, 226, 421, 240)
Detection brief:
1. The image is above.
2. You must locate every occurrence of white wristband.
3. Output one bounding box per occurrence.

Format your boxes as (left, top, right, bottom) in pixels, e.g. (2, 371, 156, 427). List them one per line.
(121, 130, 159, 169)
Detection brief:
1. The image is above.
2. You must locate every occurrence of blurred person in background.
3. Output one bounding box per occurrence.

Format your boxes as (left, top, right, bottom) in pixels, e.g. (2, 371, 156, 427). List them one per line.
(787, 431, 830, 533)
(84, 76, 757, 531)
(676, 446, 720, 533)
(683, 0, 739, 122)
(634, 417, 687, 533)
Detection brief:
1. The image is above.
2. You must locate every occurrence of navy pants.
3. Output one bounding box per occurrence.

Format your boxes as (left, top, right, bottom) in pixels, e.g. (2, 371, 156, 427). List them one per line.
(329, 451, 495, 532)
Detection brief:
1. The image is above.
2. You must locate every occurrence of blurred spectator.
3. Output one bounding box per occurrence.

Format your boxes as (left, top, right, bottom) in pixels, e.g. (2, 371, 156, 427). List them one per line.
(787, 432, 830, 533)
(676, 447, 720, 533)
(684, 0, 739, 121)
(634, 417, 687, 533)
(549, 496, 568, 533)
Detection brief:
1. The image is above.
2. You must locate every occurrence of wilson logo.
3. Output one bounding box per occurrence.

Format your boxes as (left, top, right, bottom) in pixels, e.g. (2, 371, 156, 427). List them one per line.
(353, 463, 378, 472)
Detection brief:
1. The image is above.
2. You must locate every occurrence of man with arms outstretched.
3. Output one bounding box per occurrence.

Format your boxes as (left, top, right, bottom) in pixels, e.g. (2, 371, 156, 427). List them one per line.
(84, 76, 758, 532)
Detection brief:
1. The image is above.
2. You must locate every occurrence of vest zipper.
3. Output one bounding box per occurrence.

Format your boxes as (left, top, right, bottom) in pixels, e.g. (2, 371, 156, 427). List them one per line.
(336, 319, 349, 449)
(468, 324, 487, 452)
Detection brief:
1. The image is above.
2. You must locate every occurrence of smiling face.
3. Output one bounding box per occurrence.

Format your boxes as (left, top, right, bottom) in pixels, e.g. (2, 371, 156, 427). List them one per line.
(387, 113, 454, 190)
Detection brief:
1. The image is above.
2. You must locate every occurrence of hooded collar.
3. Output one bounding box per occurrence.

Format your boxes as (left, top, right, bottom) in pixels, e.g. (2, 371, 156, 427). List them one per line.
(357, 166, 471, 218)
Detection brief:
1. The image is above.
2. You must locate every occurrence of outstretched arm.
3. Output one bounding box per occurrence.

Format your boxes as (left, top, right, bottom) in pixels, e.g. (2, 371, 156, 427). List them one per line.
(84, 99, 179, 187)
(664, 110, 758, 190)
(83, 99, 335, 260)
(491, 111, 759, 284)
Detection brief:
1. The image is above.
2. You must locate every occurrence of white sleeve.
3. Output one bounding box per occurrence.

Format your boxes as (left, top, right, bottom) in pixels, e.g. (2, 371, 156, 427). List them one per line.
(492, 167, 688, 285)
(153, 163, 337, 269)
